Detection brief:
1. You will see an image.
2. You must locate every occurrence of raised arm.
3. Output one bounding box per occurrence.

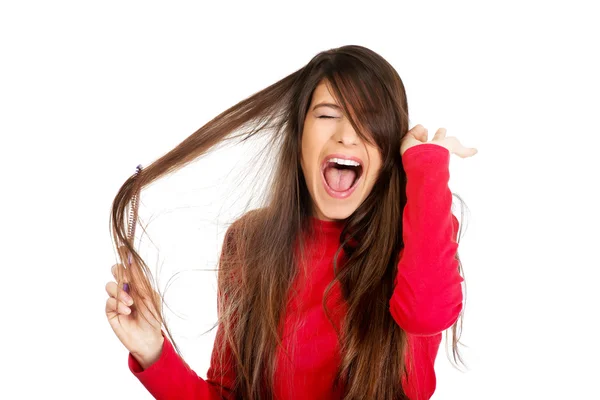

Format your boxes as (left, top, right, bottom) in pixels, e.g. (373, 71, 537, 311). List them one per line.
(389, 143, 464, 336)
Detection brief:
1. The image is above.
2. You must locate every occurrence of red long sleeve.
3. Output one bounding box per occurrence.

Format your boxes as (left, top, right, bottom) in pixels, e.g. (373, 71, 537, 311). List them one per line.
(128, 325, 235, 400)
(390, 143, 464, 336)
(126, 142, 463, 399)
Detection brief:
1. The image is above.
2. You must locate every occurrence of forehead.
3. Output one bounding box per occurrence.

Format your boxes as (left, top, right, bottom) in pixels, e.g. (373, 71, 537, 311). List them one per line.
(310, 79, 358, 122)
(311, 80, 336, 104)
(309, 79, 376, 145)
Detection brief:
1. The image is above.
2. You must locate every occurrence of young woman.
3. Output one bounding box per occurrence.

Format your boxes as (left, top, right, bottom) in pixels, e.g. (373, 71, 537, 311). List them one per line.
(105, 44, 477, 400)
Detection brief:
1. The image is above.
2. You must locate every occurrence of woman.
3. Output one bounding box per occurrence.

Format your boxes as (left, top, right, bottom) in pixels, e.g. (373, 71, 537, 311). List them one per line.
(105, 44, 477, 399)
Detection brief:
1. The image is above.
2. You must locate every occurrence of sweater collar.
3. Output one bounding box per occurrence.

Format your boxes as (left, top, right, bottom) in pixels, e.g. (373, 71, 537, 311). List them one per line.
(308, 216, 345, 234)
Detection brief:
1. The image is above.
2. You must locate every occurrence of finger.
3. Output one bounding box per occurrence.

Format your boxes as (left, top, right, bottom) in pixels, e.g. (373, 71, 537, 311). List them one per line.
(111, 262, 129, 276)
(106, 297, 131, 315)
(446, 136, 478, 158)
(432, 128, 447, 142)
(111, 264, 130, 294)
(105, 281, 134, 306)
(110, 264, 126, 280)
(409, 124, 428, 142)
(456, 146, 478, 158)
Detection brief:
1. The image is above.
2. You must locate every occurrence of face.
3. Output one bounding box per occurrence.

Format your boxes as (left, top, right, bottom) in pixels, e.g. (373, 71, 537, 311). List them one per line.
(300, 80, 382, 221)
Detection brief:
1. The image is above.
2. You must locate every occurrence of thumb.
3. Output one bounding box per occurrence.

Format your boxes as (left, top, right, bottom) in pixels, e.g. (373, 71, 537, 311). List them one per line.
(408, 124, 428, 142)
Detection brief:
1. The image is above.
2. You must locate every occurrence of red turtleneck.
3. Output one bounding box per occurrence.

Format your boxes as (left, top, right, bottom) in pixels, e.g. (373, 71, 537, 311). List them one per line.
(127, 143, 464, 399)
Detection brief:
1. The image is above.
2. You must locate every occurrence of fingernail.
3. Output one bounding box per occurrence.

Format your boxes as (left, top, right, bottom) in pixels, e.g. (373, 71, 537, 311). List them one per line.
(123, 283, 130, 293)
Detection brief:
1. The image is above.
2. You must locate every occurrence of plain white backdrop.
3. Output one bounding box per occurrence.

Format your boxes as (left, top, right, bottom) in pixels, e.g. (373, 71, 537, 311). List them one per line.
(1, 1, 598, 399)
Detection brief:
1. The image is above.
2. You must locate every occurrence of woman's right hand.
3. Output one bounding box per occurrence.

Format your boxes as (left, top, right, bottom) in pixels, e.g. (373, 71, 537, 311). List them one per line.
(105, 252, 165, 369)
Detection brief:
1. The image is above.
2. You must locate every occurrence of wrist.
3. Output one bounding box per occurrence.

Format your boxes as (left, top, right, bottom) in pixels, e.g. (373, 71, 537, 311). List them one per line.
(132, 334, 165, 370)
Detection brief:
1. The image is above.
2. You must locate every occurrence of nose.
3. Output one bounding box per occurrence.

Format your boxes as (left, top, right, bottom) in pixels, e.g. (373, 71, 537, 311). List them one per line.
(332, 123, 359, 147)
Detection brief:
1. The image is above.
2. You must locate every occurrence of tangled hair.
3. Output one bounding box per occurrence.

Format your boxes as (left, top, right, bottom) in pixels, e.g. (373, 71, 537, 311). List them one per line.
(110, 44, 468, 399)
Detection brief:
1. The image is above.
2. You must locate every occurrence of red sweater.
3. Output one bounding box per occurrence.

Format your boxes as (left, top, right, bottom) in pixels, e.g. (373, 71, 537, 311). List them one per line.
(127, 143, 464, 399)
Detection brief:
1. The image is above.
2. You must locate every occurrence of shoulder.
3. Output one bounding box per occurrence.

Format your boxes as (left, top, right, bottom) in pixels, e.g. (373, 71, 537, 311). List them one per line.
(222, 207, 268, 250)
(226, 207, 267, 235)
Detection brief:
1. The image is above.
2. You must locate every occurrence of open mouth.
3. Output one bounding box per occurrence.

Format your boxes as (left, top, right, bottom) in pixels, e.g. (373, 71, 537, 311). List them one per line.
(321, 156, 363, 198)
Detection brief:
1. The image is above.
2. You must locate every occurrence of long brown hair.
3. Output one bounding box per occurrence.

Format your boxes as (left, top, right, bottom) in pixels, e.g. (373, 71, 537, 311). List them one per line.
(110, 44, 468, 399)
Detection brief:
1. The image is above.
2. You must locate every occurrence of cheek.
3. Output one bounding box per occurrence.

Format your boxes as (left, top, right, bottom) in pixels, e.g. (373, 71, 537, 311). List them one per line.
(301, 137, 321, 173)
(300, 148, 315, 183)
(364, 156, 382, 192)
(365, 149, 382, 176)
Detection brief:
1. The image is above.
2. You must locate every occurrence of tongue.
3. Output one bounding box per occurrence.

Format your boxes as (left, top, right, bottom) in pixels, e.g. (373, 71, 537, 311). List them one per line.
(324, 166, 356, 192)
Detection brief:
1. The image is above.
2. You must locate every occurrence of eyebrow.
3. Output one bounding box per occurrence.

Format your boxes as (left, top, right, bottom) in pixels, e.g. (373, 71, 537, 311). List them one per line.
(312, 102, 342, 111)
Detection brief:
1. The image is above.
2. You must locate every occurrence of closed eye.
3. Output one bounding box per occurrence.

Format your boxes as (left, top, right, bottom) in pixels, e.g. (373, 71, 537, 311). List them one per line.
(318, 115, 336, 119)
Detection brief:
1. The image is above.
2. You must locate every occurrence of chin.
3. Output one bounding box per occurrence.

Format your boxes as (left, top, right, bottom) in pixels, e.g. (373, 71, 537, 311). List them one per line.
(320, 210, 351, 221)
(315, 195, 362, 221)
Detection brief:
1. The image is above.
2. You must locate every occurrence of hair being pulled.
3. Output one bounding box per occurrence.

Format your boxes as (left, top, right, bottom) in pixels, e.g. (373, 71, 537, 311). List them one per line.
(109, 44, 468, 400)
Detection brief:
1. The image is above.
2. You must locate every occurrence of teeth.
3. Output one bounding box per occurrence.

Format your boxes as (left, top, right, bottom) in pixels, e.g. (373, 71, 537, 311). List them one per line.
(327, 157, 360, 167)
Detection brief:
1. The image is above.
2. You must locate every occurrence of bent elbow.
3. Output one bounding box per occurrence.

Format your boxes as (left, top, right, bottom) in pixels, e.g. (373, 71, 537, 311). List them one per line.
(390, 297, 463, 336)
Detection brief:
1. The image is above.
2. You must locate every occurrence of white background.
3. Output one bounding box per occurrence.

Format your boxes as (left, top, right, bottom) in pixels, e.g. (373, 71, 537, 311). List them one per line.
(1, 1, 599, 399)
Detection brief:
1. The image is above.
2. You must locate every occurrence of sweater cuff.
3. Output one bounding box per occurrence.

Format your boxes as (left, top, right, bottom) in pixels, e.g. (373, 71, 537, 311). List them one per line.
(402, 143, 450, 172)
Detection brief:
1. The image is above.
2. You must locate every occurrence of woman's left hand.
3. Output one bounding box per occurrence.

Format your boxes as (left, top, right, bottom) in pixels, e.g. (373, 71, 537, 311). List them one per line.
(400, 124, 478, 158)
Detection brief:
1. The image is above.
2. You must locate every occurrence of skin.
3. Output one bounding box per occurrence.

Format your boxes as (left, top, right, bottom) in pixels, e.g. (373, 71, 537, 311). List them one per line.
(401, 124, 478, 159)
(301, 80, 382, 221)
(105, 81, 478, 370)
(302, 79, 478, 222)
(106, 248, 164, 369)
